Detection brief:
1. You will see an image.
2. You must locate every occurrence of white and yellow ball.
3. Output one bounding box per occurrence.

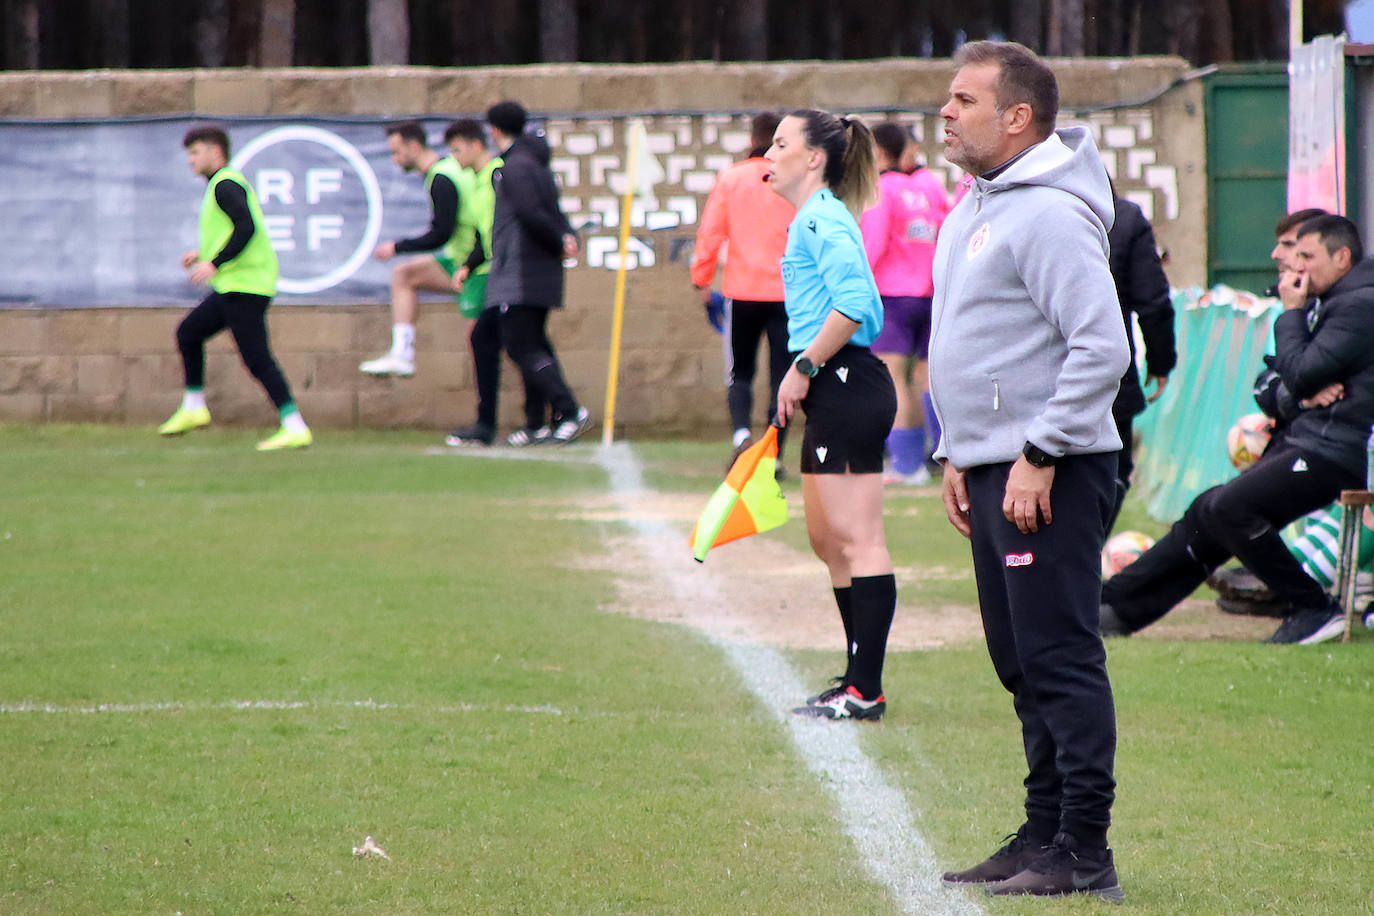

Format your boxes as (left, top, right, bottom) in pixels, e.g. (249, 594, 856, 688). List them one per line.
(1101, 531, 1156, 578)
(1226, 413, 1274, 469)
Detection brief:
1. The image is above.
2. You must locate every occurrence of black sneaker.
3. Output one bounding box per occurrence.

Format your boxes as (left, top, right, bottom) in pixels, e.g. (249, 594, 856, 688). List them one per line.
(1266, 604, 1346, 645)
(507, 425, 552, 447)
(941, 826, 1043, 886)
(551, 407, 591, 444)
(1206, 565, 1275, 602)
(802, 676, 847, 706)
(985, 834, 1124, 903)
(444, 423, 493, 447)
(790, 685, 884, 721)
(1216, 595, 1288, 618)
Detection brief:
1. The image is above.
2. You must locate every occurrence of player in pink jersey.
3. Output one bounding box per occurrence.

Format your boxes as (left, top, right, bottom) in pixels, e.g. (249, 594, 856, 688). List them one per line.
(860, 123, 951, 484)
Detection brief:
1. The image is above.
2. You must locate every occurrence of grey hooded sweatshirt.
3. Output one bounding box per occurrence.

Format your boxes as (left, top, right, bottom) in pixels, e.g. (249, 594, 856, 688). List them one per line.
(929, 126, 1130, 470)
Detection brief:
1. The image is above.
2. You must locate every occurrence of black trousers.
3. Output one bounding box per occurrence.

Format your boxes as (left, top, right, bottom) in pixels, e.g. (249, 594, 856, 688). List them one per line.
(498, 304, 577, 428)
(1106, 406, 1136, 533)
(727, 299, 790, 433)
(470, 307, 502, 430)
(176, 290, 292, 409)
(1102, 442, 1358, 627)
(966, 452, 1118, 850)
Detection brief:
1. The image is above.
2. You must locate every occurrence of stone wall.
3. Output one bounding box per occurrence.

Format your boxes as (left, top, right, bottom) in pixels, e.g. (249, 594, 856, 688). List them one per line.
(0, 59, 1206, 436)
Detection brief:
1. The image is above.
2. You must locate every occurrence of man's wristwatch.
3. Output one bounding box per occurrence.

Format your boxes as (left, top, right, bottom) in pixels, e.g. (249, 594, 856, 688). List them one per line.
(794, 356, 820, 378)
(1022, 443, 1058, 468)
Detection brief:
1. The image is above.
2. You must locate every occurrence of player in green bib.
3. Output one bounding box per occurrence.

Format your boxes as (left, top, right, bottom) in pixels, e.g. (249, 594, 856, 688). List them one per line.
(442, 118, 503, 446)
(361, 121, 479, 377)
(158, 126, 311, 451)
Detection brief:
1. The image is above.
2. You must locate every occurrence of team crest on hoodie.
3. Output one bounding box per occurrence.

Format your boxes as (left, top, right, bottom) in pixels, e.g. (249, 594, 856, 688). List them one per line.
(967, 223, 991, 260)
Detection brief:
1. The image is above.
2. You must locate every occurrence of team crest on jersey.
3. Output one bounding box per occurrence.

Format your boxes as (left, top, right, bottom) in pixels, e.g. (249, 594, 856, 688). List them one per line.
(967, 223, 991, 260)
(781, 262, 796, 283)
(1005, 551, 1034, 568)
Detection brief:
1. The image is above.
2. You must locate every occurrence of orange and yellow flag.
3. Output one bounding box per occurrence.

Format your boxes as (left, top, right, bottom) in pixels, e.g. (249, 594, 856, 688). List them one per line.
(690, 426, 788, 562)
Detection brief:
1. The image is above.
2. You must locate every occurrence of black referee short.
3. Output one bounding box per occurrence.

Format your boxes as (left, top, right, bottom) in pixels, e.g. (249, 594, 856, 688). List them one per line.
(797, 344, 897, 475)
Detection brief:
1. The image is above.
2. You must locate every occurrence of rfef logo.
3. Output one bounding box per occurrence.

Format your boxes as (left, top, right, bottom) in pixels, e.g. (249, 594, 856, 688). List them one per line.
(230, 126, 383, 294)
(1005, 552, 1034, 568)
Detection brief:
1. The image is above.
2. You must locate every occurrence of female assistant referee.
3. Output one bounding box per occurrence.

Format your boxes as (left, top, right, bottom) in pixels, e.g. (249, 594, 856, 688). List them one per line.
(766, 110, 899, 720)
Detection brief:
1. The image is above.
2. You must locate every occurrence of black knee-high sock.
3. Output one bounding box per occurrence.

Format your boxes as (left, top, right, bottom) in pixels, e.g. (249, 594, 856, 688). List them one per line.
(847, 574, 897, 700)
(833, 586, 853, 679)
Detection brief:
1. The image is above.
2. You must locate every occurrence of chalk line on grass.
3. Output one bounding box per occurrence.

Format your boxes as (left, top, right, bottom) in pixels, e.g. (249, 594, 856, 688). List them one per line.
(596, 442, 984, 916)
(0, 699, 565, 716)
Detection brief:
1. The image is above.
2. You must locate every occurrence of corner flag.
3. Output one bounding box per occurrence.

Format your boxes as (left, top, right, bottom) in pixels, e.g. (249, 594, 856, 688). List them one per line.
(690, 426, 788, 562)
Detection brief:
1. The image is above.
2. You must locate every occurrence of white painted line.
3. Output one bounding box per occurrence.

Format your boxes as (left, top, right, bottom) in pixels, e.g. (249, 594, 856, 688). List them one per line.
(596, 442, 984, 916)
(0, 699, 564, 716)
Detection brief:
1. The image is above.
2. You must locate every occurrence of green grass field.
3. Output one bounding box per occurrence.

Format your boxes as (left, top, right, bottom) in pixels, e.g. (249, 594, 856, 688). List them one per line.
(0, 426, 1370, 915)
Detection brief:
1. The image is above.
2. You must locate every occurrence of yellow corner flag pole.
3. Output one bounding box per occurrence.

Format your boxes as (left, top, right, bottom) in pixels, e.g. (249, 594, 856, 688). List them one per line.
(602, 120, 649, 447)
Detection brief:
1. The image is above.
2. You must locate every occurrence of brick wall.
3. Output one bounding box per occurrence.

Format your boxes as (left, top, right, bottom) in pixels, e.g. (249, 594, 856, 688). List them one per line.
(0, 59, 1206, 436)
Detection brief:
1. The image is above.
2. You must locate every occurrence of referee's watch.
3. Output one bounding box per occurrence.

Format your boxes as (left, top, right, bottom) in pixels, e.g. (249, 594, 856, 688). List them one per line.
(1022, 442, 1058, 468)
(794, 356, 820, 378)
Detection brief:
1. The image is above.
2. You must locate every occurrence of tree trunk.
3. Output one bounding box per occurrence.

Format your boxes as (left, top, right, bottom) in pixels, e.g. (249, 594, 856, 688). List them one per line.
(368, 0, 409, 65)
(4, 0, 41, 68)
(195, 0, 228, 66)
(1046, 0, 1084, 56)
(1009, 0, 1044, 51)
(539, 0, 577, 62)
(260, 0, 295, 66)
(731, 0, 767, 60)
(91, 0, 130, 67)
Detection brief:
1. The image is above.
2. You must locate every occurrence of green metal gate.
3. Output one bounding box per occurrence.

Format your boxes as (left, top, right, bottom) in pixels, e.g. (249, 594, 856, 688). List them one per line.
(1204, 65, 1289, 293)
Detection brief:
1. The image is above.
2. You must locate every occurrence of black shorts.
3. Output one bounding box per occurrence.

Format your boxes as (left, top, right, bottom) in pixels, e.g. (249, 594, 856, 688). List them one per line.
(797, 345, 898, 475)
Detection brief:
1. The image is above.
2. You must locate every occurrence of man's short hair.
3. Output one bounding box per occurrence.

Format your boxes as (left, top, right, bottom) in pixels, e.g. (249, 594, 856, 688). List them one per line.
(1297, 213, 1364, 264)
(1275, 207, 1328, 238)
(182, 126, 230, 156)
(872, 122, 910, 164)
(386, 120, 428, 147)
(486, 101, 528, 136)
(953, 40, 1059, 137)
(750, 111, 782, 151)
(444, 118, 486, 144)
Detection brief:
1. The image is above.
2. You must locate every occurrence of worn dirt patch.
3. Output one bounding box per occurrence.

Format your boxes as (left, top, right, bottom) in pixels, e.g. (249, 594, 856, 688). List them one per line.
(559, 488, 1275, 649)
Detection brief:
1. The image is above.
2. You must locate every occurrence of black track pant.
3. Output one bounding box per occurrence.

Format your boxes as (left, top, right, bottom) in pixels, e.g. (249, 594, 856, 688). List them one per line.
(499, 304, 578, 429)
(727, 299, 790, 433)
(966, 452, 1118, 851)
(176, 290, 292, 409)
(1102, 442, 1357, 627)
(470, 307, 502, 430)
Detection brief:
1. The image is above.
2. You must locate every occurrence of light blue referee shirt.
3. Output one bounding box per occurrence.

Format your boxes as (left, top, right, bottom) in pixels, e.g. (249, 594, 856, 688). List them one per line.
(780, 187, 884, 352)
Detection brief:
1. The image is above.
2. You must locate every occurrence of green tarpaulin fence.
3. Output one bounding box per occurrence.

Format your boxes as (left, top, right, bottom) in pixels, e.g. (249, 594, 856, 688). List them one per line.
(1132, 285, 1278, 522)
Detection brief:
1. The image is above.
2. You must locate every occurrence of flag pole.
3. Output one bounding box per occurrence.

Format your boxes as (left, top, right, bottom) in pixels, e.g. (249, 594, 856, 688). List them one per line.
(602, 121, 643, 447)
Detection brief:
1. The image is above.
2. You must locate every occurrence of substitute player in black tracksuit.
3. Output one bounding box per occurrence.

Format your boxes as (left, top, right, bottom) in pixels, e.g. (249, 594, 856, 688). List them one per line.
(1101, 214, 1374, 646)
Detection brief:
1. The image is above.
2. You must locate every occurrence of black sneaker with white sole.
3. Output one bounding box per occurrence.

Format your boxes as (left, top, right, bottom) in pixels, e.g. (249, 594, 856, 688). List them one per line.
(507, 425, 552, 447)
(444, 423, 493, 447)
(791, 685, 884, 721)
(941, 826, 1044, 886)
(1266, 600, 1346, 645)
(984, 834, 1124, 903)
(551, 407, 591, 444)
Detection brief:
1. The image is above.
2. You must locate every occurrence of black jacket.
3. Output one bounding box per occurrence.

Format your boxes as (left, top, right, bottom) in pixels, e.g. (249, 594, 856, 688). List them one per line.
(485, 132, 575, 309)
(1270, 257, 1374, 479)
(1106, 196, 1176, 418)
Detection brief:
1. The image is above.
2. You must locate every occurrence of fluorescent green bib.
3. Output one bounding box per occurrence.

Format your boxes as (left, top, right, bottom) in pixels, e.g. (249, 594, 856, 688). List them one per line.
(467, 156, 501, 276)
(427, 157, 477, 267)
(199, 168, 278, 297)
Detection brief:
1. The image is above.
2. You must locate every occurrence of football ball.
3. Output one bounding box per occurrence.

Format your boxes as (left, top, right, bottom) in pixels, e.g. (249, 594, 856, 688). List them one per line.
(1101, 531, 1155, 578)
(1226, 413, 1274, 469)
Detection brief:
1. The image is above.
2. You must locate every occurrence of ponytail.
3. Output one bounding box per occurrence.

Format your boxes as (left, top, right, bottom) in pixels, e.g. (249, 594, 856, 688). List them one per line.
(791, 109, 880, 221)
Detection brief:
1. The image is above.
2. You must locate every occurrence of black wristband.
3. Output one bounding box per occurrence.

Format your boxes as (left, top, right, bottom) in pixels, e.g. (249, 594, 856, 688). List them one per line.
(1022, 443, 1058, 468)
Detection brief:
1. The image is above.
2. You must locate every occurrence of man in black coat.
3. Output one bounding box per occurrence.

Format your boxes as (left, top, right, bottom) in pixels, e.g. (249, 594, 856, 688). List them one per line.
(485, 101, 590, 445)
(1105, 195, 1176, 529)
(1101, 215, 1374, 645)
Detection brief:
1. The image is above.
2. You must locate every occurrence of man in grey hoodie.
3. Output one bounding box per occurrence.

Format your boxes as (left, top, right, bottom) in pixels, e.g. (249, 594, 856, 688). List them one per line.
(928, 41, 1130, 902)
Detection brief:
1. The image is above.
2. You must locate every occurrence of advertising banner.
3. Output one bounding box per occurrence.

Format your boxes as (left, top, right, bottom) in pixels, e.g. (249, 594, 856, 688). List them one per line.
(0, 117, 455, 307)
